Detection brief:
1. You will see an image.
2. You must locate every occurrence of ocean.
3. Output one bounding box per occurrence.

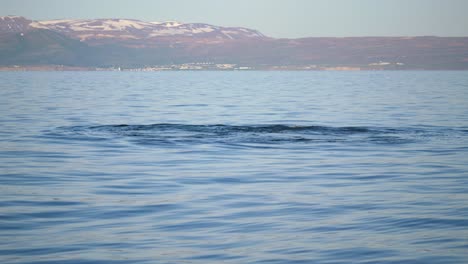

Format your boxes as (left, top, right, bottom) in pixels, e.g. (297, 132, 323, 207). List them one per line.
(1, 71, 468, 263)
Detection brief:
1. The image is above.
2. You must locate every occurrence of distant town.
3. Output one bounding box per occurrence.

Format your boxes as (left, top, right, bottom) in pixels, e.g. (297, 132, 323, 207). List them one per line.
(0, 61, 410, 71)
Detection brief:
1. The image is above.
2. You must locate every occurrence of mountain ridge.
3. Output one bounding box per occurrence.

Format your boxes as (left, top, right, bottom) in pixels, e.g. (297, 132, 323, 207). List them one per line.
(1, 16, 468, 70)
(1, 16, 266, 43)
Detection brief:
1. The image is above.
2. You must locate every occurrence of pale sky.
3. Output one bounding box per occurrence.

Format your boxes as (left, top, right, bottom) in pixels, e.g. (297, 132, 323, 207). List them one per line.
(1, 0, 467, 38)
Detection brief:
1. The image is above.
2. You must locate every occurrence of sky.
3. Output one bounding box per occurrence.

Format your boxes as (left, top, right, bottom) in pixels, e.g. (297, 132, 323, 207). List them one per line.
(1, 0, 468, 38)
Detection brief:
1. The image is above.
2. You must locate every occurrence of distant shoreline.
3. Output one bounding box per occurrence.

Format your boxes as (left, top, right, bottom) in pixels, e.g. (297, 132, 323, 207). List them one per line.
(1, 65, 466, 72)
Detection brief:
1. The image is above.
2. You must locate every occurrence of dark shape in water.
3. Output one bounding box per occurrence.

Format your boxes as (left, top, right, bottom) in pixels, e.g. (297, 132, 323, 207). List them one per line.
(49, 124, 419, 147)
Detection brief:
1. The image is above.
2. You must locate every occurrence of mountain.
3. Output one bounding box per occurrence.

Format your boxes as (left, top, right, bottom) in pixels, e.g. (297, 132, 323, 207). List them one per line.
(2, 16, 265, 43)
(1, 16, 468, 70)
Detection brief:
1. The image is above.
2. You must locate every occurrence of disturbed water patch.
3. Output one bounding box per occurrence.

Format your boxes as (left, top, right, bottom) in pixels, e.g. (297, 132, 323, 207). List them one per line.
(47, 124, 424, 147)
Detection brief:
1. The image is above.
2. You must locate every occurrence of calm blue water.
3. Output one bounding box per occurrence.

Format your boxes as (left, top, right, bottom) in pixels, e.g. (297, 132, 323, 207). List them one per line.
(1, 71, 468, 263)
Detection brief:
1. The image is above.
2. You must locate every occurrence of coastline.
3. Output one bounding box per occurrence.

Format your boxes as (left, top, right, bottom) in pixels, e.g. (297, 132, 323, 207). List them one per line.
(1, 65, 463, 71)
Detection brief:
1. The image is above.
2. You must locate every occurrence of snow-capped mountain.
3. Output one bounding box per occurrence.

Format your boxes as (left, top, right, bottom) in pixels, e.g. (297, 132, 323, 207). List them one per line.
(0, 16, 266, 41)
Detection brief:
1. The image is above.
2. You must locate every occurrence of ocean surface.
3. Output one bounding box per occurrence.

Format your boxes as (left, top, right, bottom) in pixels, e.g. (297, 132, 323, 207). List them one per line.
(1, 71, 468, 264)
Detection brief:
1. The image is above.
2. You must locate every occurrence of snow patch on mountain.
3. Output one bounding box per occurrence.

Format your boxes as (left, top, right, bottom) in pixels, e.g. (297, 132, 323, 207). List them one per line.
(163, 21, 183, 27)
(35, 19, 157, 31)
(0, 15, 23, 20)
(29, 22, 49, 29)
(149, 28, 191, 37)
(192, 27, 215, 34)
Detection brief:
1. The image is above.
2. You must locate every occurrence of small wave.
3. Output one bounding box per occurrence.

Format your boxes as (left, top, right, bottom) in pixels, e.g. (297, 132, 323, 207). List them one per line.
(73, 124, 375, 134)
(48, 124, 420, 147)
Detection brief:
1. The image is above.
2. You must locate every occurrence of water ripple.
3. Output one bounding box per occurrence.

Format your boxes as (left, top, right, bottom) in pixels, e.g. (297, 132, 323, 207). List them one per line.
(46, 123, 439, 147)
